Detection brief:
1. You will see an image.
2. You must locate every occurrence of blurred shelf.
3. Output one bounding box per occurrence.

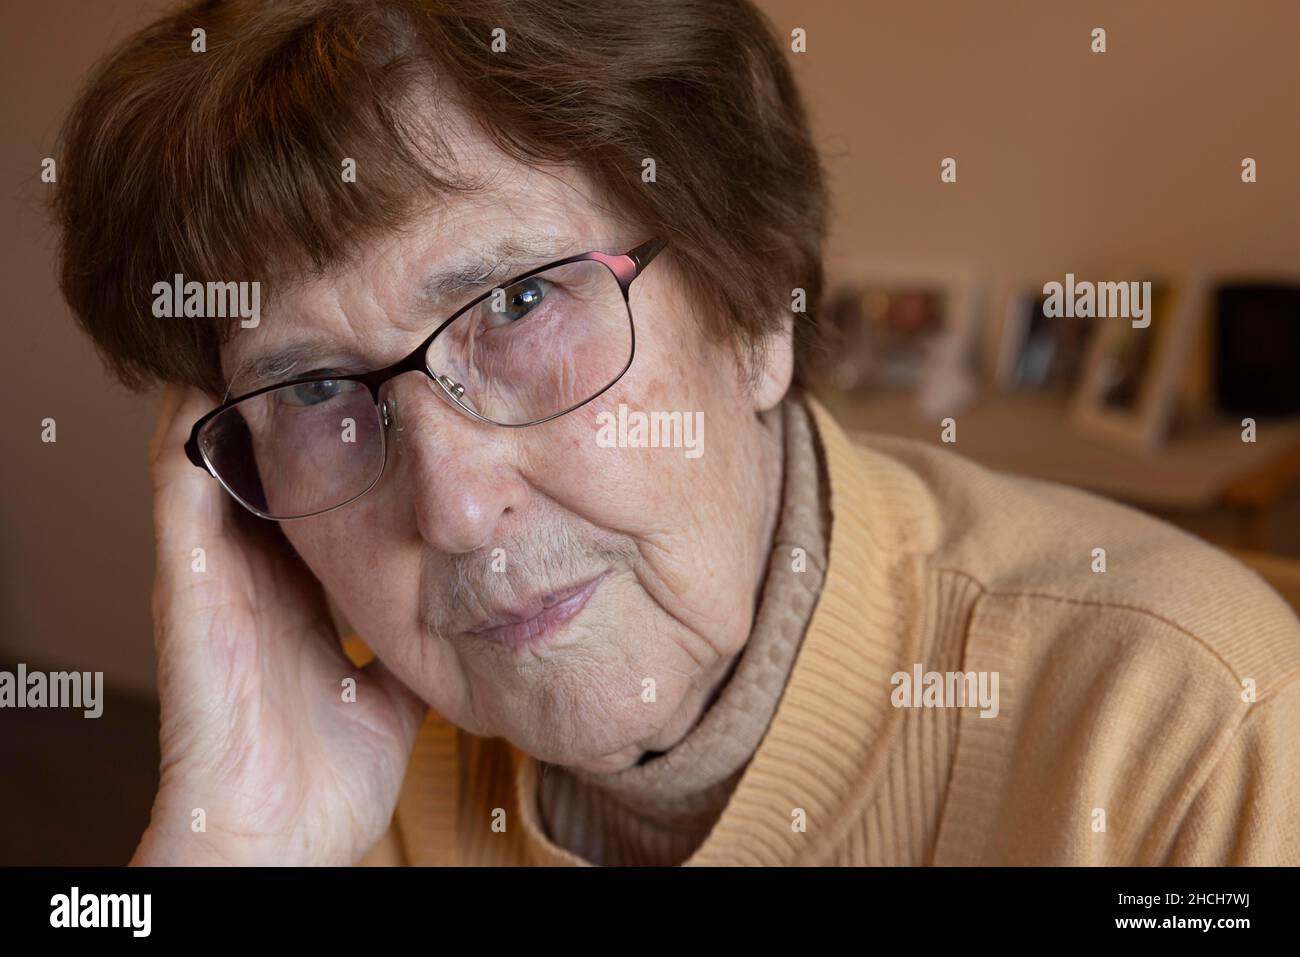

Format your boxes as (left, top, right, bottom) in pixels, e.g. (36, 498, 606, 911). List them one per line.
(817, 390, 1300, 517)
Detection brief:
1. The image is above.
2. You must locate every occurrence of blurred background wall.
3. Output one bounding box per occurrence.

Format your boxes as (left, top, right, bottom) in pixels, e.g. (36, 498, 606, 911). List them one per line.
(786, 0, 1300, 279)
(2, 0, 1298, 862)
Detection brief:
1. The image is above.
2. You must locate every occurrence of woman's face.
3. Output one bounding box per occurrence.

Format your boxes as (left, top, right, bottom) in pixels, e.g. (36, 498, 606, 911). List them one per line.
(218, 128, 792, 771)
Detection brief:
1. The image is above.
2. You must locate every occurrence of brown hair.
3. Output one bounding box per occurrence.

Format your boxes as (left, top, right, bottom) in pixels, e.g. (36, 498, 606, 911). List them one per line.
(53, 0, 827, 397)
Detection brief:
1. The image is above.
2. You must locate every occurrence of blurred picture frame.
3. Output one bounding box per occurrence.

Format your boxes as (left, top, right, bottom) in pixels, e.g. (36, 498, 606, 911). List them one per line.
(1071, 276, 1206, 452)
(995, 287, 1097, 394)
(818, 257, 986, 418)
(1213, 278, 1300, 418)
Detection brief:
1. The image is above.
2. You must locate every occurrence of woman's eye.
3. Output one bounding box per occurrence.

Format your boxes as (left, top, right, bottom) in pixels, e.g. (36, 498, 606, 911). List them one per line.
(283, 378, 344, 407)
(483, 277, 551, 328)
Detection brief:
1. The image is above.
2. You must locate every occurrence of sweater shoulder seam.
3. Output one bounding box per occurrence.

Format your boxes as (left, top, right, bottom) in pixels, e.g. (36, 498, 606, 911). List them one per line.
(932, 564, 1295, 689)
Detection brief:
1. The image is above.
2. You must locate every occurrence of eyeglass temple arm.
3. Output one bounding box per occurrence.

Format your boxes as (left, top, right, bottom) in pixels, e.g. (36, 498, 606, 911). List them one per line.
(627, 237, 667, 278)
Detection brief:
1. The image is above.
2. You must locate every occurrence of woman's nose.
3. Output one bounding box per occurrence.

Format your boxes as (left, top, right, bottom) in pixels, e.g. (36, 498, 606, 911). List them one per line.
(383, 376, 529, 555)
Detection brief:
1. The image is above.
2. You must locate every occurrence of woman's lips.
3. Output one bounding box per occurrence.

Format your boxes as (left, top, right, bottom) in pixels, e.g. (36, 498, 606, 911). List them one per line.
(465, 573, 606, 649)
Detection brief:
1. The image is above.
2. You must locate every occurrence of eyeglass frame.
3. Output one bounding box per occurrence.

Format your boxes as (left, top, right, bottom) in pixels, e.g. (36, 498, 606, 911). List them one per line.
(184, 236, 669, 520)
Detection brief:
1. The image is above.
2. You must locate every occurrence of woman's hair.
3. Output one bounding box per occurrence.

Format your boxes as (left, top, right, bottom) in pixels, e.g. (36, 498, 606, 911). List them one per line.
(53, 0, 827, 396)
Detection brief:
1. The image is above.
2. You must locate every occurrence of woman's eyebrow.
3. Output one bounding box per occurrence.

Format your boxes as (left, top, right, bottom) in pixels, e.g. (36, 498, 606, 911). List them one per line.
(418, 234, 580, 306)
(227, 236, 585, 395)
(225, 342, 349, 396)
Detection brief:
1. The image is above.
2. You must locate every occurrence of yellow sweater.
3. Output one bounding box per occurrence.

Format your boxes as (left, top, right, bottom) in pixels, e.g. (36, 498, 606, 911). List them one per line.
(356, 396, 1300, 865)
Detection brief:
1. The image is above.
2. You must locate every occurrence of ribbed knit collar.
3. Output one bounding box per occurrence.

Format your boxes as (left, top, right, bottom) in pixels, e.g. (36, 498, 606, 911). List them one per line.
(511, 393, 939, 865)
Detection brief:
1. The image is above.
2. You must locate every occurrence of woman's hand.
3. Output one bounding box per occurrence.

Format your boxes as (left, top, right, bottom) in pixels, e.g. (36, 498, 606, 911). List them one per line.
(131, 384, 426, 865)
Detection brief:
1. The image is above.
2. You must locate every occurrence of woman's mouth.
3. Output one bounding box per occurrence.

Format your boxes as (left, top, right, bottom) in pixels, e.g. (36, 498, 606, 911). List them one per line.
(464, 572, 607, 650)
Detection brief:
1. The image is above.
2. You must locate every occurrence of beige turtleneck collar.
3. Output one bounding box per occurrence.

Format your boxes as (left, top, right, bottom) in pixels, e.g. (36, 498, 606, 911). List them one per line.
(534, 393, 830, 865)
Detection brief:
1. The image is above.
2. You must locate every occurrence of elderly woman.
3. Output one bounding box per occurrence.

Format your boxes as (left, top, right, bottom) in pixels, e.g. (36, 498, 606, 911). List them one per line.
(55, 0, 1299, 867)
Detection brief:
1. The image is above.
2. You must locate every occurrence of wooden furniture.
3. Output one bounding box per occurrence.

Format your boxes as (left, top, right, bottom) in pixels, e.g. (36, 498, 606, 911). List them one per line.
(1230, 549, 1300, 614)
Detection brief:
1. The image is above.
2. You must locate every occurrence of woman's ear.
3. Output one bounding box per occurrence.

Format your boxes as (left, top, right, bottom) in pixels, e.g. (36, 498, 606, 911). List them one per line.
(750, 313, 795, 413)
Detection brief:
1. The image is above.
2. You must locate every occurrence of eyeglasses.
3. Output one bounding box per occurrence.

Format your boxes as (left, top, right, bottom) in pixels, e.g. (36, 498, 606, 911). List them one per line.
(185, 237, 668, 520)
